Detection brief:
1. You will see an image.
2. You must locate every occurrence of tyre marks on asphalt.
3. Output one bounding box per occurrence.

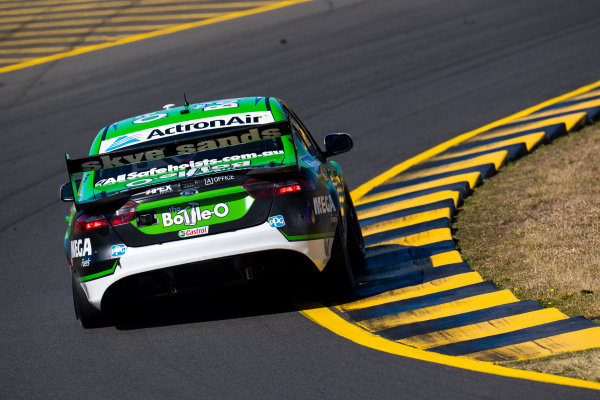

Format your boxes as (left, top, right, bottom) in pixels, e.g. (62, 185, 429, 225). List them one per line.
(338, 88, 600, 362)
(0, 0, 307, 72)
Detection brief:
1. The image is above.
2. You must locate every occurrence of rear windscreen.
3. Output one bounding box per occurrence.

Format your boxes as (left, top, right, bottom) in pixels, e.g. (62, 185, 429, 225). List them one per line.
(93, 137, 287, 192)
(66, 122, 297, 205)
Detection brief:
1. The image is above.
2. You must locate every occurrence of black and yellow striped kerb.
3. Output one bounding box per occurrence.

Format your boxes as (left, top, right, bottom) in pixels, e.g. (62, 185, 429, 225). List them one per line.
(340, 88, 600, 362)
(0, 0, 305, 72)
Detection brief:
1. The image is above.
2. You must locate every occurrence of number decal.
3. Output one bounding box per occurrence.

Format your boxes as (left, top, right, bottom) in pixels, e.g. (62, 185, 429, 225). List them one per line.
(191, 100, 239, 111)
(132, 112, 168, 124)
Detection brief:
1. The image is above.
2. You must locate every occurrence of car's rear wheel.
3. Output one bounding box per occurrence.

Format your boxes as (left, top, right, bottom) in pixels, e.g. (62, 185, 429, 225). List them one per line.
(72, 274, 108, 328)
(345, 187, 365, 266)
(323, 188, 365, 299)
(324, 222, 355, 298)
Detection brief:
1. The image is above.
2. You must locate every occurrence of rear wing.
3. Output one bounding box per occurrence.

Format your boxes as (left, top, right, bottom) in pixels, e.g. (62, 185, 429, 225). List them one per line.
(65, 121, 297, 208)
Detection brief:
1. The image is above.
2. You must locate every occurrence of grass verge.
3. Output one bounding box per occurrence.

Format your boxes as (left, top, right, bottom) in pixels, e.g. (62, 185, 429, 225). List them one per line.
(453, 122, 600, 381)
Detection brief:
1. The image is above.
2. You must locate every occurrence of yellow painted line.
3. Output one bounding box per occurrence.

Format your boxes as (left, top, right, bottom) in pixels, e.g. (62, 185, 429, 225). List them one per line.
(0, 1, 274, 16)
(7, 19, 108, 29)
(117, 3, 278, 13)
(0, 1, 132, 15)
(94, 25, 174, 32)
(0, 0, 264, 7)
(0, 57, 37, 64)
(141, 0, 268, 3)
(0, 47, 71, 54)
(0, 0, 122, 8)
(0, 0, 313, 74)
(297, 302, 600, 390)
(522, 97, 600, 121)
(388, 151, 508, 184)
(355, 290, 519, 332)
(365, 227, 453, 249)
(472, 113, 587, 143)
(0, 24, 21, 31)
(465, 327, 600, 362)
(430, 132, 545, 162)
(360, 208, 452, 237)
(0, 36, 127, 46)
(0, 11, 122, 23)
(3, 28, 95, 37)
(341, 272, 484, 311)
(0, 7, 261, 23)
(430, 250, 462, 266)
(5, 26, 171, 37)
(357, 190, 461, 220)
(571, 88, 600, 101)
(402, 308, 569, 350)
(351, 79, 600, 201)
(356, 172, 481, 206)
(96, 14, 223, 23)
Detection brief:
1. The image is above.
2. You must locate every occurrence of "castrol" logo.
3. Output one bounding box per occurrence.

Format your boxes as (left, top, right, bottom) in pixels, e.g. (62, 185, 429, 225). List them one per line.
(178, 226, 209, 238)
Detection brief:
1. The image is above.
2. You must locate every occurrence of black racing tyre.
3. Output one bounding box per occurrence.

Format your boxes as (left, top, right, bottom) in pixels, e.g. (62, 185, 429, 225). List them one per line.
(344, 187, 365, 268)
(324, 221, 355, 299)
(72, 274, 108, 329)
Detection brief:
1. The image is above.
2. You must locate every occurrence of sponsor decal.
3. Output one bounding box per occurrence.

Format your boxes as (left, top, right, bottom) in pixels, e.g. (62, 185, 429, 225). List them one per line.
(162, 203, 229, 228)
(106, 136, 141, 152)
(178, 226, 209, 238)
(70, 238, 92, 258)
(268, 215, 285, 228)
(301, 155, 321, 172)
(181, 189, 197, 197)
(190, 100, 239, 111)
(205, 175, 235, 186)
(313, 195, 336, 215)
(99, 112, 274, 153)
(84, 126, 283, 172)
(132, 112, 168, 124)
(144, 185, 173, 196)
(93, 148, 285, 188)
(111, 244, 127, 258)
(94, 160, 253, 188)
(122, 161, 251, 188)
(81, 257, 91, 267)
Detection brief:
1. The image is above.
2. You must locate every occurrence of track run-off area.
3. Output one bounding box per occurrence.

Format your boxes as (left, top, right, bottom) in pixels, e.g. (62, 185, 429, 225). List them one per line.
(2, 0, 600, 399)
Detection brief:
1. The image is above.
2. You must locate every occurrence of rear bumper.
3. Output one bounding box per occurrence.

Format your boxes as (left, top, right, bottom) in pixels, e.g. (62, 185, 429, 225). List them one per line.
(81, 222, 333, 309)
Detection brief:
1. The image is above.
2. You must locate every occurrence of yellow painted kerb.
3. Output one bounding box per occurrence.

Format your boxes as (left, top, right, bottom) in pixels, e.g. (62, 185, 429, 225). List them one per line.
(298, 300, 600, 391)
(298, 78, 600, 391)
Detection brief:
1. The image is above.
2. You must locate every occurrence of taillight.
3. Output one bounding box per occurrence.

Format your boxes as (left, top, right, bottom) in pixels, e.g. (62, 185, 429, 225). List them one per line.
(277, 182, 302, 195)
(75, 214, 108, 233)
(276, 178, 315, 195)
(73, 201, 138, 233)
(242, 178, 315, 199)
(110, 201, 138, 226)
(242, 179, 276, 199)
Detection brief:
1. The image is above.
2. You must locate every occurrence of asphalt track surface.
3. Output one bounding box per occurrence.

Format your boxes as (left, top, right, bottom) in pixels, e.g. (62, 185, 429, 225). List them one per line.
(2, 0, 600, 398)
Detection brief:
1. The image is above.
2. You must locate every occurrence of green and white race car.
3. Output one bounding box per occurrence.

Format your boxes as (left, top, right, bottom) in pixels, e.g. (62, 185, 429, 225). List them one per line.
(61, 97, 364, 327)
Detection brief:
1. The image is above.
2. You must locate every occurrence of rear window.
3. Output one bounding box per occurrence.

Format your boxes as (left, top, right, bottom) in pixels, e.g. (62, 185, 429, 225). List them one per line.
(67, 121, 296, 206)
(93, 137, 287, 192)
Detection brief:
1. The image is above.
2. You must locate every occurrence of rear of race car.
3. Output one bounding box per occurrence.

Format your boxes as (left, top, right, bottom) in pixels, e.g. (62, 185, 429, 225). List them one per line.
(64, 117, 341, 323)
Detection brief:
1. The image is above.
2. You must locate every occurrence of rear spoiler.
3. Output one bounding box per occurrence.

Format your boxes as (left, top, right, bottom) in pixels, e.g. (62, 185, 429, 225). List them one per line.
(65, 121, 298, 207)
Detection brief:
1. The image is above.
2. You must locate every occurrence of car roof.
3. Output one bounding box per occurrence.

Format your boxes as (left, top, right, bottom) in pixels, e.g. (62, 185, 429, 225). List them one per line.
(89, 97, 288, 155)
